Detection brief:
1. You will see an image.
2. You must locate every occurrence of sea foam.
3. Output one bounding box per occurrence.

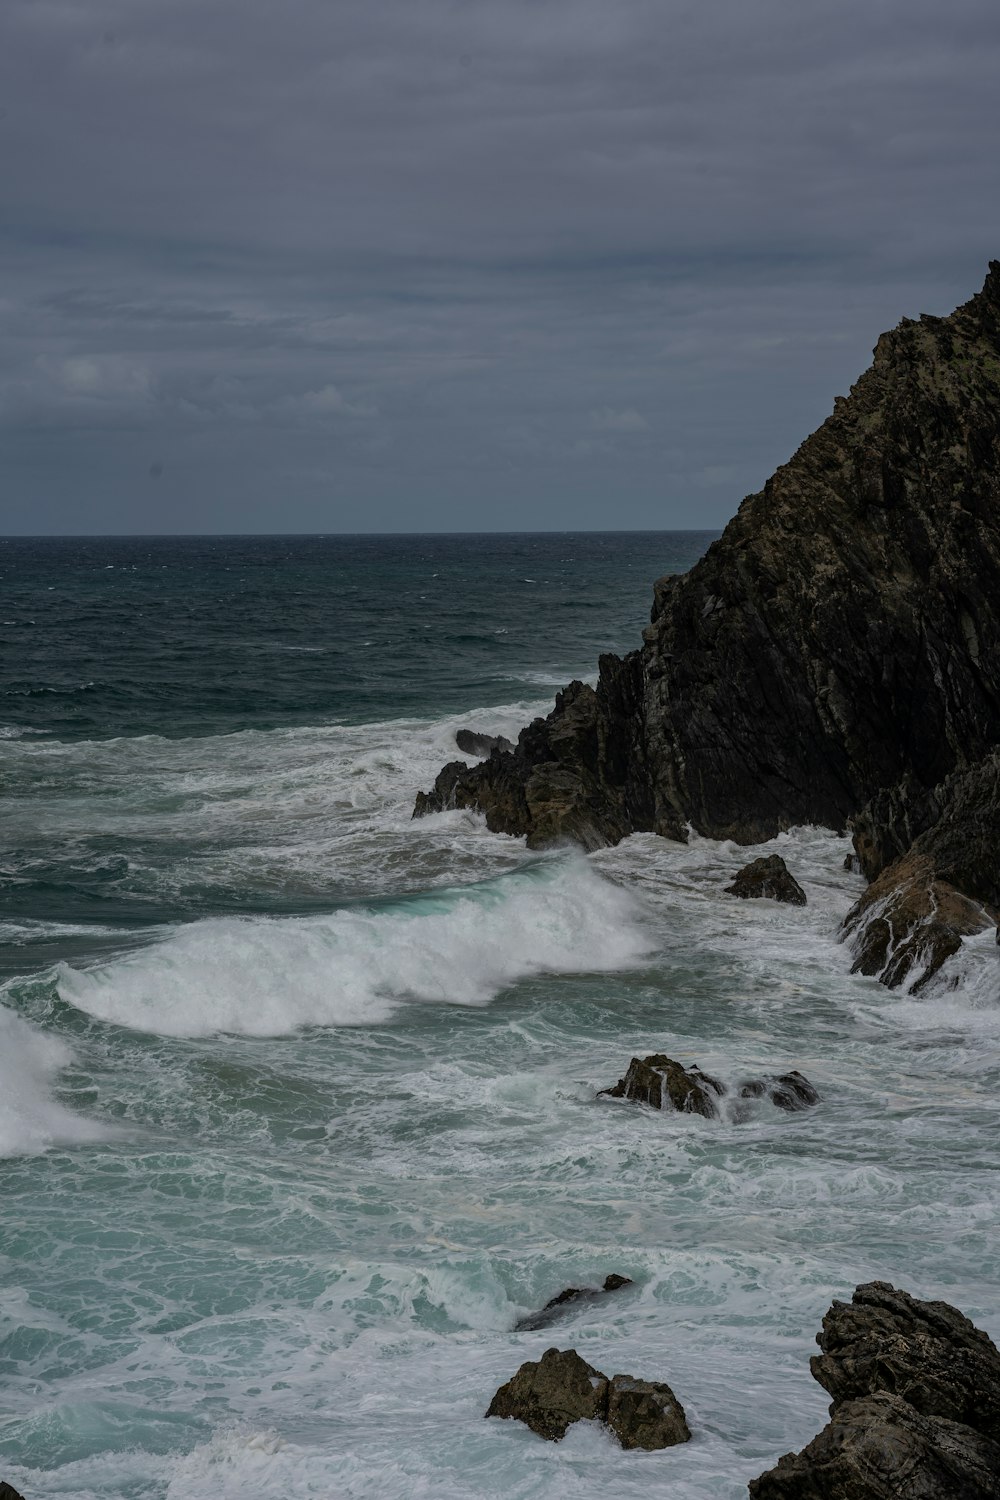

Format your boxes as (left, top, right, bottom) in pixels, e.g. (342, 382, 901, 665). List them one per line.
(56, 858, 654, 1037)
(0, 1004, 105, 1156)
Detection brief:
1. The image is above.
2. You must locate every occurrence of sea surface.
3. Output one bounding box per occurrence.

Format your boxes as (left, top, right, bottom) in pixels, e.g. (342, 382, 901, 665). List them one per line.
(1, 532, 998, 1500)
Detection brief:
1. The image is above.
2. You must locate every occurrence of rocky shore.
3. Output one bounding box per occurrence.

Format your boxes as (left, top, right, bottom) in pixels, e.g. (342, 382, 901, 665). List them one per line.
(416, 262, 1000, 989)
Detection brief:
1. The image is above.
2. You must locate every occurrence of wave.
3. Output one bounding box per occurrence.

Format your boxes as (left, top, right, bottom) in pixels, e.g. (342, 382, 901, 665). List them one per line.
(55, 859, 654, 1037)
(0, 1004, 106, 1157)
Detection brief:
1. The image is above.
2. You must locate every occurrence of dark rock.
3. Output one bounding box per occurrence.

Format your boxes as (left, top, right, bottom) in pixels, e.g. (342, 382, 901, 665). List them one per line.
(604, 1373, 692, 1450)
(600, 1054, 724, 1117)
(750, 1071, 820, 1111)
(842, 851, 993, 992)
(749, 1392, 1000, 1499)
(455, 728, 515, 757)
(416, 265, 1000, 861)
(485, 1347, 607, 1440)
(726, 855, 807, 906)
(749, 1282, 1000, 1499)
(486, 1347, 691, 1449)
(812, 1282, 1000, 1440)
(0, 1486, 26, 1500)
(515, 1274, 634, 1332)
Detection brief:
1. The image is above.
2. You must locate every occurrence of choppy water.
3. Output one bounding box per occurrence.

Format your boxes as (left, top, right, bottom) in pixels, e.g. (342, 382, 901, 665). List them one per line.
(1, 533, 998, 1500)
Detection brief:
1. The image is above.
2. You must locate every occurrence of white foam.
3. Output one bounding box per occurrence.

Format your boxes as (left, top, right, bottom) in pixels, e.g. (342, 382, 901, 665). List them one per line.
(0, 1004, 106, 1157)
(56, 859, 655, 1037)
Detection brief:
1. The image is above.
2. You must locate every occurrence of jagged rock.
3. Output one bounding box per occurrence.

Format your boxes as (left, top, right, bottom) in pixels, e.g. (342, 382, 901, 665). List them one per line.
(739, 1070, 820, 1110)
(486, 1347, 691, 1449)
(515, 1274, 633, 1332)
(812, 1282, 1000, 1438)
(455, 728, 515, 757)
(600, 1054, 724, 1117)
(0, 1485, 26, 1500)
(842, 851, 992, 992)
(749, 1392, 1000, 1499)
(749, 1282, 1000, 1499)
(726, 855, 807, 905)
(416, 265, 1000, 858)
(485, 1347, 608, 1440)
(604, 1373, 691, 1450)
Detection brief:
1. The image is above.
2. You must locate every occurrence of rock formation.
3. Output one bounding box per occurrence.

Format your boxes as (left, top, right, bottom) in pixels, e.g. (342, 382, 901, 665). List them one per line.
(454, 728, 515, 757)
(726, 855, 807, 905)
(415, 264, 1000, 865)
(0, 1485, 26, 1500)
(515, 1273, 633, 1332)
(486, 1346, 690, 1449)
(749, 1281, 1000, 1498)
(601, 1054, 819, 1115)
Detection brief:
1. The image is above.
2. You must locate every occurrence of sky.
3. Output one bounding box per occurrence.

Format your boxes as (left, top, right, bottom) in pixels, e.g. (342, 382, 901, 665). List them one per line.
(2, 0, 999, 535)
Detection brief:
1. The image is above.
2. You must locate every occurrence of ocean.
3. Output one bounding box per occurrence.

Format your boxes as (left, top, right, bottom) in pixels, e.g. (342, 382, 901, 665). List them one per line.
(1, 532, 998, 1500)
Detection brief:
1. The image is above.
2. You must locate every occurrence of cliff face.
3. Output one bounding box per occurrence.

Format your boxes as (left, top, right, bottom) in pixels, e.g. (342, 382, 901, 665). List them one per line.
(416, 264, 1000, 849)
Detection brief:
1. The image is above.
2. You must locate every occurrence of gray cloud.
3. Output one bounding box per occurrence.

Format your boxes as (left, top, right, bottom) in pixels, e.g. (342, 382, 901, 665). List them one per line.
(1, 0, 999, 532)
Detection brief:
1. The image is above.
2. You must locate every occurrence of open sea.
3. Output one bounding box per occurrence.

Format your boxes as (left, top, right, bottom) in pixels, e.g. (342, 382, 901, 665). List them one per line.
(1, 531, 999, 1500)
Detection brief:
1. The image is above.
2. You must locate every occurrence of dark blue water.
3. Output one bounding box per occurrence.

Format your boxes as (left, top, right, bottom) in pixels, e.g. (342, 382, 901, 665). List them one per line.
(0, 533, 718, 741)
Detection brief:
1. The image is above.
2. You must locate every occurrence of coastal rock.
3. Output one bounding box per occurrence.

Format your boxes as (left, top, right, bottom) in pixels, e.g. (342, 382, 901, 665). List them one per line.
(604, 1373, 692, 1450)
(486, 1347, 691, 1449)
(485, 1347, 607, 1440)
(749, 1282, 1000, 1499)
(0, 1485, 26, 1500)
(739, 1070, 820, 1110)
(455, 728, 515, 757)
(514, 1273, 633, 1332)
(726, 855, 807, 906)
(601, 1054, 724, 1116)
(415, 265, 1000, 860)
(841, 850, 992, 992)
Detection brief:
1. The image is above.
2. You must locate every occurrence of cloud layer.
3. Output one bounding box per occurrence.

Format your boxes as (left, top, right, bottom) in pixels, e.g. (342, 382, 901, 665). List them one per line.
(2, 0, 999, 532)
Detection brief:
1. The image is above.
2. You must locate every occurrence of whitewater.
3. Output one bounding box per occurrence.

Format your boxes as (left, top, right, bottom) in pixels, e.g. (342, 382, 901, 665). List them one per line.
(1, 533, 999, 1500)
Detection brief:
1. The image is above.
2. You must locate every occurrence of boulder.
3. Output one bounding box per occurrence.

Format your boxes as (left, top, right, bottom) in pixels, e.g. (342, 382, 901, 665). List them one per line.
(601, 1054, 724, 1117)
(486, 1347, 691, 1450)
(605, 1373, 692, 1451)
(485, 1347, 607, 1440)
(514, 1273, 633, 1332)
(455, 728, 515, 757)
(739, 1070, 820, 1111)
(749, 1282, 1000, 1499)
(842, 851, 992, 992)
(726, 855, 807, 905)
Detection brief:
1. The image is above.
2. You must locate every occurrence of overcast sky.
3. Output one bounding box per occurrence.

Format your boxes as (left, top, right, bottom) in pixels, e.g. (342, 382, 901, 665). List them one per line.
(2, 0, 999, 534)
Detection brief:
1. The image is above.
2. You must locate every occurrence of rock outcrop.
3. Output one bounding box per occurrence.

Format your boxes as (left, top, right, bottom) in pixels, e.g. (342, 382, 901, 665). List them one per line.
(515, 1273, 633, 1332)
(416, 265, 1000, 856)
(749, 1281, 1000, 1499)
(601, 1054, 819, 1116)
(0, 1485, 26, 1500)
(486, 1346, 690, 1449)
(726, 855, 807, 905)
(455, 728, 515, 757)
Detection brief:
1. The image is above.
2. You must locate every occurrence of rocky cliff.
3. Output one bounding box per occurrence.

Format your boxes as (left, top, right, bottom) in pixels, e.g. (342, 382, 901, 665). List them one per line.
(415, 264, 1000, 851)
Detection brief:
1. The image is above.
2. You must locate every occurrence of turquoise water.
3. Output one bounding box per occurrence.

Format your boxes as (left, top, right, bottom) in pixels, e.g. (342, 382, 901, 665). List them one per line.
(2, 534, 999, 1499)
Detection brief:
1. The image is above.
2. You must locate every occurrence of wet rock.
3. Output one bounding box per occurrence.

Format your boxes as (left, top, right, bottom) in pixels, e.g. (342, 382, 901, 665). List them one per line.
(416, 265, 1000, 860)
(605, 1373, 692, 1450)
(842, 851, 992, 992)
(515, 1274, 633, 1332)
(749, 1282, 1000, 1499)
(726, 855, 807, 905)
(600, 1054, 724, 1117)
(739, 1070, 820, 1111)
(486, 1347, 691, 1449)
(485, 1347, 608, 1440)
(0, 1485, 26, 1500)
(455, 728, 515, 757)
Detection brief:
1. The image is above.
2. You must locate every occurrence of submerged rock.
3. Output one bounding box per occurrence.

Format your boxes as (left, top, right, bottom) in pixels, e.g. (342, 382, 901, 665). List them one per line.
(515, 1273, 633, 1332)
(749, 1282, 1000, 1499)
(841, 850, 992, 992)
(726, 855, 807, 905)
(486, 1346, 690, 1449)
(601, 1054, 724, 1116)
(415, 265, 1000, 867)
(602, 1054, 819, 1117)
(455, 728, 515, 757)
